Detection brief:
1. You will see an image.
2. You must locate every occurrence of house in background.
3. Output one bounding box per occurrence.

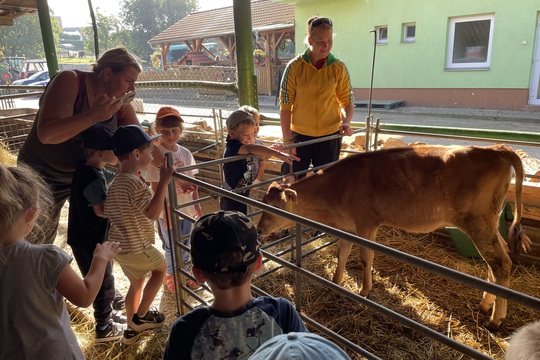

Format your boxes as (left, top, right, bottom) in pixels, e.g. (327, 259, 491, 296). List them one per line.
(276, 0, 540, 110)
(148, 0, 295, 95)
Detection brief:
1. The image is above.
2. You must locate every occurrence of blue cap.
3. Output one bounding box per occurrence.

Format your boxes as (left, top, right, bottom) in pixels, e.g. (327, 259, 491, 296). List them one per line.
(112, 124, 161, 156)
(83, 123, 114, 150)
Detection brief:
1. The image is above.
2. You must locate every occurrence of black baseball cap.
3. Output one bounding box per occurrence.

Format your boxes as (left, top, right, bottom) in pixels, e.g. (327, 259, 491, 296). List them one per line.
(112, 124, 161, 156)
(82, 123, 114, 150)
(191, 211, 260, 274)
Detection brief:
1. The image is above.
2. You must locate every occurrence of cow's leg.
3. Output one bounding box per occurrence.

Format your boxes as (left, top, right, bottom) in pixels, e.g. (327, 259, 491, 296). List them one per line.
(333, 239, 353, 285)
(333, 227, 378, 296)
(467, 227, 512, 330)
(358, 246, 375, 296)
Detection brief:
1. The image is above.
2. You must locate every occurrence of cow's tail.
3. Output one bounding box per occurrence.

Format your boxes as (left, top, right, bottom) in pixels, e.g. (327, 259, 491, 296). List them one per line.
(504, 147, 532, 255)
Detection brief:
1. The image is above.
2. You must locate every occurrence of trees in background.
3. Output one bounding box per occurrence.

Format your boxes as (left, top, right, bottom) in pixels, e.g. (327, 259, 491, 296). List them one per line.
(118, 0, 197, 66)
(0, 0, 197, 67)
(0, 14, 62, 58)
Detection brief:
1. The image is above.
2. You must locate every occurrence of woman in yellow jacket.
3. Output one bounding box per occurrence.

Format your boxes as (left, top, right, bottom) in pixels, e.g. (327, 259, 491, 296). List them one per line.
(280, 16, 354, 180)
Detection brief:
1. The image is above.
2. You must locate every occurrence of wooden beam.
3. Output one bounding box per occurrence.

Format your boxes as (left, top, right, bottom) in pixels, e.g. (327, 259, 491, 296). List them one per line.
(0, 16, 14, 26)
(160, 42, 171, 69)
(506, 181, 540, 221)
(2, 0, 38, 10)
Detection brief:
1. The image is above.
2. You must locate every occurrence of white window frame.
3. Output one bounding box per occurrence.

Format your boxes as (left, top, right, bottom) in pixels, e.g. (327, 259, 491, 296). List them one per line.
(446, 14, 494, 70)
(376, 26, 388, 45)
(402, 22, 416, 42)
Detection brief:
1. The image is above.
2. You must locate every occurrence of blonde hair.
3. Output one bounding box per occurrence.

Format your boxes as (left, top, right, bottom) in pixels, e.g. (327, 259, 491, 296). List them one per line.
(304, 16, 334, 45)
(238, 105, 260, 126)
(0, 164, 53, 244)
(92, 47, 142, 74)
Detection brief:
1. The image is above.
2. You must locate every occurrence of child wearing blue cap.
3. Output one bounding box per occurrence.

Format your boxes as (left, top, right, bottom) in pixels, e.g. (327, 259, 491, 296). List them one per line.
(105, 124, 174, 345)
(163, 210, 307, 359)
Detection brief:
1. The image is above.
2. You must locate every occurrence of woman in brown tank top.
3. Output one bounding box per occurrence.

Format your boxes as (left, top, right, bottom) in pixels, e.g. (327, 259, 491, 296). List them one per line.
(18, 47, 147, 244)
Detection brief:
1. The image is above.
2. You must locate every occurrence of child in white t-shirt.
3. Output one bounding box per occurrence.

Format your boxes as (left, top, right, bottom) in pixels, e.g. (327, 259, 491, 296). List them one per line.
(146, 107, 202, 292)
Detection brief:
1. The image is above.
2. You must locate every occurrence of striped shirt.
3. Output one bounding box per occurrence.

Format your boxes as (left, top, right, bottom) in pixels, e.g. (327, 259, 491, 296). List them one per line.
(105, 173, 155, 254)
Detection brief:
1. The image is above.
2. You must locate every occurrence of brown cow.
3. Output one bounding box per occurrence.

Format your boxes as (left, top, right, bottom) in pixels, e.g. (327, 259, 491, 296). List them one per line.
(257, 144, 531, 330)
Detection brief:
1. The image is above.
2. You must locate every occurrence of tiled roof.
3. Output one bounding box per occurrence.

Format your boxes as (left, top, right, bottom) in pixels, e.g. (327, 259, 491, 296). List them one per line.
(148, 0, 294, 44)
(178, 51, 217, 65)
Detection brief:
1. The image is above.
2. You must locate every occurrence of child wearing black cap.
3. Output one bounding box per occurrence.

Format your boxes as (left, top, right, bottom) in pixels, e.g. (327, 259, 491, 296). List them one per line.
(105, 124, 175, 345)
(163, 210, 307, 359)
(221, 109, 299, 214)
(67, 123, 126, 342)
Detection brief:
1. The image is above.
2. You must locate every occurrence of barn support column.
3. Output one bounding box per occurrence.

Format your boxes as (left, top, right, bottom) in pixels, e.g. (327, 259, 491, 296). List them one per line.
(233, 0, 258, 108)
(36, 0, 59, 76)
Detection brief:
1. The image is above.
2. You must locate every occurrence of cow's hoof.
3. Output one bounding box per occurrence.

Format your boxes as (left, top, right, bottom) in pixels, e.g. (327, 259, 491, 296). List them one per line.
(359, 289, 370, 297)
(484, 319, 502, 332)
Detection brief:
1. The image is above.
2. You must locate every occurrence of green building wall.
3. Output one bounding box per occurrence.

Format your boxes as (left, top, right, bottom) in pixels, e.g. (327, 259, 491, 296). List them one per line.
(285, 0, 540, 109)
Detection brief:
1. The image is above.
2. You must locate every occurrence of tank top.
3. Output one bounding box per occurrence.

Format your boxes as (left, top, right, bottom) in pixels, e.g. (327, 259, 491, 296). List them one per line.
(18, 70, 119, 181)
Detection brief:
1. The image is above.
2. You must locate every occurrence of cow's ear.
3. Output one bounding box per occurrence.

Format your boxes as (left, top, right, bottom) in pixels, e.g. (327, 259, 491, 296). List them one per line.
(269, 181, 280, 189)
(284, 188, 298, 203)
(282, 174, 296, 185)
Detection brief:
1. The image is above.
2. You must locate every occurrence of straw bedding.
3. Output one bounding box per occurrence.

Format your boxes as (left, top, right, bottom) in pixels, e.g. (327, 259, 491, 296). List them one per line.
(252, 226, 540, 359)
(60, 198, 539, 360)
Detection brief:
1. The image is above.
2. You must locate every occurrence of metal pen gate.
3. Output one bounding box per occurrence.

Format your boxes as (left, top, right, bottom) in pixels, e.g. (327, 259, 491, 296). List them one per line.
(165, 122, 540, 360)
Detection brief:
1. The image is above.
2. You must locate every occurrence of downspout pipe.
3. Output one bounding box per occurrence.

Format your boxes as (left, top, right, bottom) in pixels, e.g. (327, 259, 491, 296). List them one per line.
(233, 0, 258, 109)
(36, 0, 59, 76)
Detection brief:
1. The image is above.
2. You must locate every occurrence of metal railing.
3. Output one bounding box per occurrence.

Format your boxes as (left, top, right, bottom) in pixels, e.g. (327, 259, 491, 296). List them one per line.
(164, 125, 540, 360)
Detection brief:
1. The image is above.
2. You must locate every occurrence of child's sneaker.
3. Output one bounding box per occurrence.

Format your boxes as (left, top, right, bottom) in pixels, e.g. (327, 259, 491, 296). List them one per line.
(120, 327, 151, 345)
(95, 321, 126, 342)
(130, 308, 165, 331)
(112, 310, 127, 324)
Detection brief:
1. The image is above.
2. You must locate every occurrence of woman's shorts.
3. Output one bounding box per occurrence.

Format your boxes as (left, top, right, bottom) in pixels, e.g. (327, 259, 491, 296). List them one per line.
(115, 245, 165, 279)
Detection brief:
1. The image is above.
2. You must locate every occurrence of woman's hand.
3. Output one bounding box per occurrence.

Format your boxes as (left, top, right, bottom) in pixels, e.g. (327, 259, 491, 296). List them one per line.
(87, 94, 125, 124)
(340, 123, 354, 136)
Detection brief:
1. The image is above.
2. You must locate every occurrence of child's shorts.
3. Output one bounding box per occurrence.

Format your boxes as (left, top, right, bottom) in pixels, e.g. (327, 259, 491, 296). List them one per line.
(115, 245, 165, 279)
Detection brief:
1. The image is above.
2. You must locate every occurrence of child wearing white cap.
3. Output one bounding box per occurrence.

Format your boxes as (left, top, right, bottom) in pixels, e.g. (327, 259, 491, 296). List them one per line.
(505, 320, 540, 360)
(250, 332, 351, 360)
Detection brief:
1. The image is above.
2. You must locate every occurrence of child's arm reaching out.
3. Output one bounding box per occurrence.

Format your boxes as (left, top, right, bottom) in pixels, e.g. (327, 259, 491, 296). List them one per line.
(239, 143, 300, 165)
(56, 241, 121, 307)
(145, 157, 175, 220)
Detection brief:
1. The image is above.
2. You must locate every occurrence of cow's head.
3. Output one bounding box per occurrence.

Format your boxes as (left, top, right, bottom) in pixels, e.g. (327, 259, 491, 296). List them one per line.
(257, 181, 297, 235)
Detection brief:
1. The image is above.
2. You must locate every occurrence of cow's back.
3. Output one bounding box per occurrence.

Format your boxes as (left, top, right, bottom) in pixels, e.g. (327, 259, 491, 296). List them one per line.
(292, 145, 516, 233)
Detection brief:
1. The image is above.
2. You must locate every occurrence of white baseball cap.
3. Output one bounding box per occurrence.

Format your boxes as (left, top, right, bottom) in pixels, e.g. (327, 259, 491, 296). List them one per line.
(250, 332, 351, 360)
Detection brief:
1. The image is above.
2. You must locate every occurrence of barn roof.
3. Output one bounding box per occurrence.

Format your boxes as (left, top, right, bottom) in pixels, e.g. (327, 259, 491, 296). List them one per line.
(0, 0, 38, 26)
(148, 0, 294, 44)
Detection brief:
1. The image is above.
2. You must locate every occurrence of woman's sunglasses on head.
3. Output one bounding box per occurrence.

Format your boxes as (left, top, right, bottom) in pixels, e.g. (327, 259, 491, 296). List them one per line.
(310, 17, 333, 31)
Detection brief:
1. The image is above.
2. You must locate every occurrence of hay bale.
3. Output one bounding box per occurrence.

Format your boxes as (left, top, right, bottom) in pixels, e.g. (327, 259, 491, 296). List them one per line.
(382, 137, 408, 149)
(0, 141, 16, 166)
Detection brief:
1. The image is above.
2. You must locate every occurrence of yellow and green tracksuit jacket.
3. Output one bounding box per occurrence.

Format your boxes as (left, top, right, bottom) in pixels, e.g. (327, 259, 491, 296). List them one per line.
(280, 49, 354, 137)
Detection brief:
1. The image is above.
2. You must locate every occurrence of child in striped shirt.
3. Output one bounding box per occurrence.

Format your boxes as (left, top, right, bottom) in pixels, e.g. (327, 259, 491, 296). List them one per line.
(105, 125, 174, 345)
